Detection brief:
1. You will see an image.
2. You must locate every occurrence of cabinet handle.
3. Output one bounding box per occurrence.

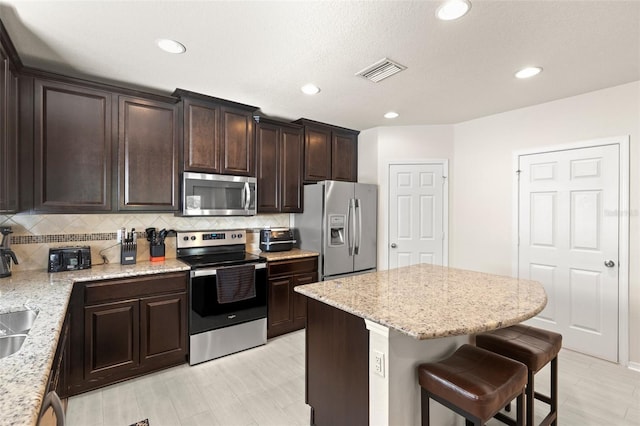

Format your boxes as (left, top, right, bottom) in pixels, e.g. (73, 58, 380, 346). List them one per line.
(38, 391, 65, 426)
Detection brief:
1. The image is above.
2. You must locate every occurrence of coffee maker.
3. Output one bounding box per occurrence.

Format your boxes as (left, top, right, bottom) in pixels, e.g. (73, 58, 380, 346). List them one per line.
(0, 227, 18, 278)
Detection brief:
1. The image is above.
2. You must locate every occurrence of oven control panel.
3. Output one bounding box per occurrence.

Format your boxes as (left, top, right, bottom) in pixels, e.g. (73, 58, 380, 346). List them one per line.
(176, 230, 246, 248)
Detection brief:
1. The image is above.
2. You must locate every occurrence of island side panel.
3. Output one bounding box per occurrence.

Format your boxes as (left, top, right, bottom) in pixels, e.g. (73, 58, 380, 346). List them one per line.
(306, 298, 369, 425)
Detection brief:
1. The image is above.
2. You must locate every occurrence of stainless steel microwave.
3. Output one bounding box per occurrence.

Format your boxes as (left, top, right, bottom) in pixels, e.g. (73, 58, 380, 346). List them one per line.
(181, 172, 256, 216)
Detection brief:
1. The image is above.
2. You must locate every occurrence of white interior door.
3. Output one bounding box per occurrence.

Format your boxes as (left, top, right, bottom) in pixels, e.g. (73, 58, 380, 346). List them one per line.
(389, 163, 446, 268)
(518, 144, 619, 362)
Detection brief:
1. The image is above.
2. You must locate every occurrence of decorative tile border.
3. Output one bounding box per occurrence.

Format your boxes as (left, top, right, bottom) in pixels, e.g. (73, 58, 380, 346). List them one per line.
(11, 232, 134, 245)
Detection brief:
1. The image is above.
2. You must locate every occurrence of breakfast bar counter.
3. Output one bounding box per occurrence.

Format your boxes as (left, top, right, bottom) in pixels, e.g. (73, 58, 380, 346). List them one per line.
(295, 263, 547, 426)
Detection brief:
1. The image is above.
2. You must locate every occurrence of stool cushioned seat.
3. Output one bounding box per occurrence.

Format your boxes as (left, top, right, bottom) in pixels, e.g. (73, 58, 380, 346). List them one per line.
(418, 344, 527, 422)
(475, 325, 562, 373)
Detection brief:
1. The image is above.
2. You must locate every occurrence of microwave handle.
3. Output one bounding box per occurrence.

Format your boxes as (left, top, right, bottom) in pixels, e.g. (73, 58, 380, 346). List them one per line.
(243, 182, 251, 210)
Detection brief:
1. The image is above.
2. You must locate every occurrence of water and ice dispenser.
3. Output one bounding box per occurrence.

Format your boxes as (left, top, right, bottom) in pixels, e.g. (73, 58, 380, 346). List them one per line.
(328, 214, 345, 246)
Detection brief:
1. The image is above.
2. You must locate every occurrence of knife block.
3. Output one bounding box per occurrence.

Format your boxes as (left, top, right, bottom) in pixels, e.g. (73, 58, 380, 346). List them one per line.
(120, 243, 137, 265)
(149, 244, 165, 262)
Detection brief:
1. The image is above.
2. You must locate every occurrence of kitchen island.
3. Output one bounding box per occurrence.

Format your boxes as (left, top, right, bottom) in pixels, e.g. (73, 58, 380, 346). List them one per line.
(295, 263, 547, 426)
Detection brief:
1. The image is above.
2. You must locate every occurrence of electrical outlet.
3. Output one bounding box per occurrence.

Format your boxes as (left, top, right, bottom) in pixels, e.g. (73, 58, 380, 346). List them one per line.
(373, 351, 385, 377)
(116, 229, 122, 243)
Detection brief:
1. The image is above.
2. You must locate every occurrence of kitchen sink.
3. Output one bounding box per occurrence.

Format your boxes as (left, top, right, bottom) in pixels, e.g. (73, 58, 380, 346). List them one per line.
(0, 309, 38, 359)
(0, 334, 28, 359)
(0, 309, 38, 335)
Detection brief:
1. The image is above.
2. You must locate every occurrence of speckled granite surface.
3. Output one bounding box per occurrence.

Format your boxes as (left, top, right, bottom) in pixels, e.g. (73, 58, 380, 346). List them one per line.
(253, 248, 319, 261)
(0, 259, 190, 426)
(295, 263, 547, 340)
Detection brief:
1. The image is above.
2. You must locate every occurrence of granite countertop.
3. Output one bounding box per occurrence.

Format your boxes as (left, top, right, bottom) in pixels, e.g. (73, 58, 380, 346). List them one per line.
(0, 259, 190, 426)
(295, 263, 547, 340)
(253, 248, 319, 262)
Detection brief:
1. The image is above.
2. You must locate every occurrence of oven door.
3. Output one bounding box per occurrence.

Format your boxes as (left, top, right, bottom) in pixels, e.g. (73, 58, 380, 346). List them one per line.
(189, 263, 267, 334)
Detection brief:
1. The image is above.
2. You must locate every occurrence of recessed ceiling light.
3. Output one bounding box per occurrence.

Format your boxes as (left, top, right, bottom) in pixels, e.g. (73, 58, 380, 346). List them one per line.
(384, 112, 399, 119)
(436, 0, 472, 21)
(301, 84, 320, 95)
(156, 39, 186, 54)
(515, 67, 543, 79)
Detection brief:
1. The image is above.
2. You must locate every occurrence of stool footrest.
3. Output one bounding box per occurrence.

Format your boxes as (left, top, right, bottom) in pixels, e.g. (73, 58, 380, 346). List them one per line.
(534, 392, 552, 405)
(494, 412, 518, 426)
(539, 411, 557, 426)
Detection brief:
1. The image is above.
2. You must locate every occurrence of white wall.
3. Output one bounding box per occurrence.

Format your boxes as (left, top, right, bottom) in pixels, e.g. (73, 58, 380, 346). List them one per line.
(452, 81, 640, 363)
(359, 125, 454, 270)
(359, 81, 640, 363)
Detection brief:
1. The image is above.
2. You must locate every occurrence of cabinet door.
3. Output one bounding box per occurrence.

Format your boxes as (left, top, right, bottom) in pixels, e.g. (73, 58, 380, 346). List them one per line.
(0, 53, 18, 213)
(292, 272, 317, 328)
(256, 122, 280, 212)
(221, 108, 255, 176)
(267, 277, 293, 337)
(280, 126, 303, 212)
(119, 96, 179, 210)
(34, 79, 112, 211)
(84, 299, 139, 380)
(183, 98, 220, 173)
(140, 292, 187, 368)
(304, 126, 332, 182)
(331, 131, 358, 182)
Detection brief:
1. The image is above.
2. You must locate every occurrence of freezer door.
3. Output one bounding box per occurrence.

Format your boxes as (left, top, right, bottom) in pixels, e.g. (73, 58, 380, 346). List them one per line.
(322, 181, 355, 277)
(353, 183, 377, 272)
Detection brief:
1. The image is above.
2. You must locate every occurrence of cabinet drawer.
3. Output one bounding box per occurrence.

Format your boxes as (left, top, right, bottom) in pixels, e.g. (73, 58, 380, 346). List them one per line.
(84, 272, 187, 305)
(268, 257, 318, 277)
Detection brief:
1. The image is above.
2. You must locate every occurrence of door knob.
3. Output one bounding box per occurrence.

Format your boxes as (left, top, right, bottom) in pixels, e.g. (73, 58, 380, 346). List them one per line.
(604, 260, 616, 268)
(390, 243, 397, 248)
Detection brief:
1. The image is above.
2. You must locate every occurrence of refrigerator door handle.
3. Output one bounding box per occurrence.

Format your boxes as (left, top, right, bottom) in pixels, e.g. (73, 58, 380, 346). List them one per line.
(355, 198, 362, 255)
(348, 198, 356, 256)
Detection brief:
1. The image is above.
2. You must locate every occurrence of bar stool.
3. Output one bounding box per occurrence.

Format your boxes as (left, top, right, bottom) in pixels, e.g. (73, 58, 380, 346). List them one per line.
(417, 344, 527, 426)
(476, 325, 562, 426)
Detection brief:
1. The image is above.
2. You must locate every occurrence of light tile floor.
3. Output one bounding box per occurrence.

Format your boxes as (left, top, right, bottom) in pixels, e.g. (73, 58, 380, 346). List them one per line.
(66, 330, 640, 426)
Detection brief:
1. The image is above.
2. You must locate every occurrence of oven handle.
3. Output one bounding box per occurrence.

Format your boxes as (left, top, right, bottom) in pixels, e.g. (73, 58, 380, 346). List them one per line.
(191, 262, 266, 278)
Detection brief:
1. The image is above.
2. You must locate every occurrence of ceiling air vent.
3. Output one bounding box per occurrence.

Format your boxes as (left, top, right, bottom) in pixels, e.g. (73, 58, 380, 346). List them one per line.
(356, 58, 407, 83)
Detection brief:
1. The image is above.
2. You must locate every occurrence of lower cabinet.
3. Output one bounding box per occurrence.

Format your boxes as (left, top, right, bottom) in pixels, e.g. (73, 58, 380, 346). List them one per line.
(267, 256, 318, 338)
(67, 272, 188, 396)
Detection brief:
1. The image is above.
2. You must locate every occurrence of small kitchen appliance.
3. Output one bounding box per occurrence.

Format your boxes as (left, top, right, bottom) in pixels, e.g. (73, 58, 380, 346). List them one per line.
(48, 246, 91, 273)
(259, 228, 296, 252)
(176, 229, 267, 365)
(0, 227, 18, 278)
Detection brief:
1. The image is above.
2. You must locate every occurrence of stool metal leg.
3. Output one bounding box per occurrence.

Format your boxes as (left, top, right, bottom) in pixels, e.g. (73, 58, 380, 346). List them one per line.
(516, 391, 525, 426)
(526, 369, 535, 426)
(421, 388, 430, 426)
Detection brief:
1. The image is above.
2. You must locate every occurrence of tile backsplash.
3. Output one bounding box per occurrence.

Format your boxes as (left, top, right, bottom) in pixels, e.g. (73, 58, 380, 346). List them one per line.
(0, 213, 290, 272)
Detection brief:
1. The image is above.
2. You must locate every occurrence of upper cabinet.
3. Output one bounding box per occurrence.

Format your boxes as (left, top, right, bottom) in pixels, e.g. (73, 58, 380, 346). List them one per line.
(173, 89, 258, 177)
(295, 119, 359, 183)
(255, 118, 303, 213)
(0, 25, 20, 213)
(33, 78, 113, 212)
(118, 96, 179, 211)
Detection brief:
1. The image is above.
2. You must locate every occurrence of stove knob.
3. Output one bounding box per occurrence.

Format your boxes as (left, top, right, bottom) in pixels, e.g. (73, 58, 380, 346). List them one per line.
(231, 234, 236, 239)
(191, 236, 196, 241)
(237, 233, 243, 238)
(183, 236, 189, 241)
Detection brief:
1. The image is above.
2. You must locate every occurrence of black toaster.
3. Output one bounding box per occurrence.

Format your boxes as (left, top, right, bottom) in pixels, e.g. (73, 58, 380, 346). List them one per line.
(259, 228, 296, 252)
(48, 246, 92, 272)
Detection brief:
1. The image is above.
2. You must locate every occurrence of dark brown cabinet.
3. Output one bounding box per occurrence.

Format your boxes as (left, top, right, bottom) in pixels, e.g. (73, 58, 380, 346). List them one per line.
(295, 119, 359, 183)
(0, 46, 18, 213)
(68, 272, 188, 396)
(267, 256, 318, 338)
(33, 78, 113, 212)
(174, 89, 258, 177)
(256, 118, 304, 213)
(118, 96, 179, 211)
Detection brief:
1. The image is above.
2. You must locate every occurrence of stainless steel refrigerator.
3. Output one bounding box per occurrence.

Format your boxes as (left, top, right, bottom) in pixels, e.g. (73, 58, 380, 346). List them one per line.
(293, 181, 377, 280)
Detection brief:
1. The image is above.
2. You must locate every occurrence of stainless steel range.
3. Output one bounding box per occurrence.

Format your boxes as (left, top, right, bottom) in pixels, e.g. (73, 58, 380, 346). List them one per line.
(176, 229, 267, 365)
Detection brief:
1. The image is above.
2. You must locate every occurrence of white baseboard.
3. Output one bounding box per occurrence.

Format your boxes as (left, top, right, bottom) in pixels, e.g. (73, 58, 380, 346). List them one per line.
(628, 361, 640, 373)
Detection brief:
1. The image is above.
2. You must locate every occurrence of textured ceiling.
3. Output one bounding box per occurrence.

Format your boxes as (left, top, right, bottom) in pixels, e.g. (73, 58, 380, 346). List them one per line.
(0, 0, 638, 130)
